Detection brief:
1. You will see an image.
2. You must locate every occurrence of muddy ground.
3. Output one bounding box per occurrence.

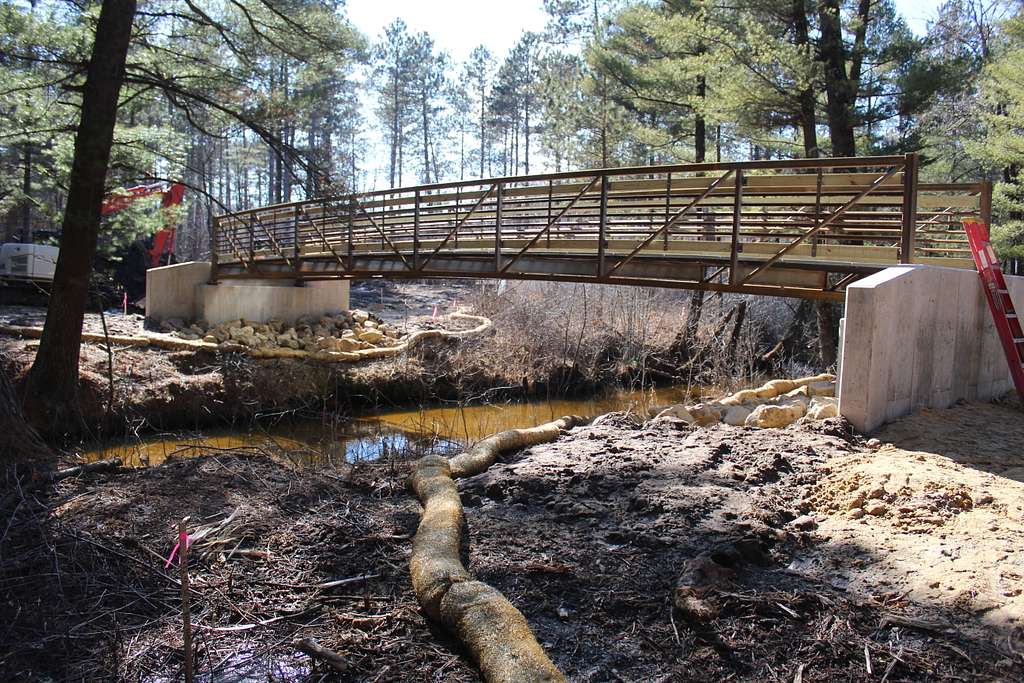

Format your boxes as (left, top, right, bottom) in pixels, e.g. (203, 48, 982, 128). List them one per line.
(4, 402, 1021, 682)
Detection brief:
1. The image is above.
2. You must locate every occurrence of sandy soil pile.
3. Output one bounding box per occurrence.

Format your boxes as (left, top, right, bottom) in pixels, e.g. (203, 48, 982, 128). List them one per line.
(802, 400, 1024, 645)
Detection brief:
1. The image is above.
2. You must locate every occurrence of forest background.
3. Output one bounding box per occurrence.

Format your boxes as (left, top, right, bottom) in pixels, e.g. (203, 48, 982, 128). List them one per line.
(3, 0, 1024, 261)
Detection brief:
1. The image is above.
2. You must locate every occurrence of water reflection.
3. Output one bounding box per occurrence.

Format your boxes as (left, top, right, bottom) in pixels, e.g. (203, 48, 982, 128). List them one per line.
(84, 383, 710, 468)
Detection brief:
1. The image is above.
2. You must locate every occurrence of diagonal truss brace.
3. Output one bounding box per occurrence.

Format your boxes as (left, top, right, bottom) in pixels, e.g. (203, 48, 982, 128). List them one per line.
(499, 175, 602, 274)
(420, 184, 497, 270)
(740, 166, 901, 285)
(352, 196, 413, 270)
(298, 206, 347, 272)
(604, 170, 735, 278)
(250, 213, 294, 269)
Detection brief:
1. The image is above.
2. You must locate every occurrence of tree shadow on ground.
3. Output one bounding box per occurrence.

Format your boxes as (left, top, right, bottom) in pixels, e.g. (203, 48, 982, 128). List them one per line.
(456, 417, 1022, 682)
(0, 454, 479, 682)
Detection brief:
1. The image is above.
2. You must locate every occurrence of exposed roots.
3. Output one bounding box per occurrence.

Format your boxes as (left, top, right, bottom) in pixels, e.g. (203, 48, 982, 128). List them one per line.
(408, 417, 586, 683)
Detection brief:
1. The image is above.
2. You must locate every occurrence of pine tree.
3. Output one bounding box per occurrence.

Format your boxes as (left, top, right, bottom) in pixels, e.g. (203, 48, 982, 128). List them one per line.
(373, 20, 416, 187)
(408, 33, 450, 184)
(972, 9, 1024, 256)
(464, 45, 495, 178)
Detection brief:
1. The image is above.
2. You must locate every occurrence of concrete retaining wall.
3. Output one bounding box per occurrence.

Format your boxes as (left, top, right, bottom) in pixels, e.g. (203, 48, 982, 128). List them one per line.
(838, 265, 1024, 432)
(197, 280, 349, 325)
(145, 261, 212, 321)
(146, 261, 350, 325)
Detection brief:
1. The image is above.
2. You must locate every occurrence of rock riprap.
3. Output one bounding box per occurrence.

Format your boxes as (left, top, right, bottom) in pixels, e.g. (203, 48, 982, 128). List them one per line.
(159, 310, 402, 352)
(653, 373, 838, 430)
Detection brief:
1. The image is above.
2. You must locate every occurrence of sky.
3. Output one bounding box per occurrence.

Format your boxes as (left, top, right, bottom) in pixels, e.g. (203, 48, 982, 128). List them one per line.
(345, 0, 550, 63)
(345, 0, 946, 64)
(344, 0, 946, 189)
(895, 0, 946, 34)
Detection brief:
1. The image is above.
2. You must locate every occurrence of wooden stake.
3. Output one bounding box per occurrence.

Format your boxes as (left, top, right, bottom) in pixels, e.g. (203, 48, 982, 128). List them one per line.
(179, 518, 194, 683)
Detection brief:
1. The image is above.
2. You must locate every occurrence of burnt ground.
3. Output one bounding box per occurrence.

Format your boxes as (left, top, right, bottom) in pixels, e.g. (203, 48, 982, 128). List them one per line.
(4, 413, 1020, 682)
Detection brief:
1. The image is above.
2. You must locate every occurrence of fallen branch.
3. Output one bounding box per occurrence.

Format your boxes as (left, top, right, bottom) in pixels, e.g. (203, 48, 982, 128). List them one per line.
(294, 637, 349, 672)
(52, 458, 124, 484)
(2, 458, 123, 511)
(879, 612, 956, 635)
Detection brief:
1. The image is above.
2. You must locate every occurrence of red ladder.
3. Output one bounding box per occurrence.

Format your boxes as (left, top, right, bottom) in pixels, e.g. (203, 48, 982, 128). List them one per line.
(963, 220, 1024, 399)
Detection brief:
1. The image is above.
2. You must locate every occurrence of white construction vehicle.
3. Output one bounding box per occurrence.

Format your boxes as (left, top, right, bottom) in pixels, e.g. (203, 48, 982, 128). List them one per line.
(0, 243, 59, 283)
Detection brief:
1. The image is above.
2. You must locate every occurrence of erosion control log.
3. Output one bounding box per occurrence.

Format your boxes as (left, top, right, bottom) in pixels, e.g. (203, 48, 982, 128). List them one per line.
(409, 417, 585, 683)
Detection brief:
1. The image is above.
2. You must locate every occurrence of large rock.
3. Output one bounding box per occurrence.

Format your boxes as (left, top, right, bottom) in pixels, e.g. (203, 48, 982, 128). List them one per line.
(723, 405, 751, 426)
(358, 329, 385, 344)
(352, 309, 370, 323)
(229, 325, 254, 341)
(161, 317, 187, 333)
(673, 555, 735, 621)
(655, 404, 696, 424)
(807, 380, 836, 397)
(745, 402, 805, 429)
(806, 396, 839, 420)
(687, 402, 723, 426)
(335, 338, 360, 352)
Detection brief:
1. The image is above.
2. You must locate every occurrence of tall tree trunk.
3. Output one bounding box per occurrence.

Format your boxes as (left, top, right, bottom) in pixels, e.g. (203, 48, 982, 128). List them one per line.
(817, 0, 857, 156)
(814, 0, 872, 365)
(679, 68, 710, 362)
(23, 0, 137, 433)
(21, 144, 32, 242)
(796, 0, 835, 365)
(695, 74, 706, 163)
(390, 68, 399, 188)
(421, 89, 430, 183)
(479, 87, 486, 178)
(793, 0, 819, 159)
(817, 299, 838, 367)
(524, 95, 530, 174)
(727, 301, 747, 360)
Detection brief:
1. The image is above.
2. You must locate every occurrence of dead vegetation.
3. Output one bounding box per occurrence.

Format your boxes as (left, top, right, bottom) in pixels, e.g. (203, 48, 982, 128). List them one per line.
(0, 451, 480, 681)
(3, 403, 1021, 681)
(451, 281, 830, 398)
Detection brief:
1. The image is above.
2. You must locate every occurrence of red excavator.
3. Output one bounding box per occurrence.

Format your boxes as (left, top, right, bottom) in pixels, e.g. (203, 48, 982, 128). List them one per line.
(101, 181, 185, 268)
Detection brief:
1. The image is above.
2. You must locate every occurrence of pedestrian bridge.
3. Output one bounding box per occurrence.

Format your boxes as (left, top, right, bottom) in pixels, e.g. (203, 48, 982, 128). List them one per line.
(210, 154, 987, 302)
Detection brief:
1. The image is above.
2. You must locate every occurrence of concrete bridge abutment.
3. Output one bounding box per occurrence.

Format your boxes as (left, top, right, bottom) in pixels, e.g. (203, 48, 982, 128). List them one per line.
(145, 261, 350, 325)
(838, 264, 1024, 432)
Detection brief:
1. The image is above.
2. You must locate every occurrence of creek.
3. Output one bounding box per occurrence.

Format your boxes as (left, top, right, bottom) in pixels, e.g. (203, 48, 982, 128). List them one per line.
(83, 383, 715, 468)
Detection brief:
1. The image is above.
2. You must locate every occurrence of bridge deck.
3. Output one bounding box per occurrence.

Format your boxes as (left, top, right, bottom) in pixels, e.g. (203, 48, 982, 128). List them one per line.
(211, 154, 987, 302)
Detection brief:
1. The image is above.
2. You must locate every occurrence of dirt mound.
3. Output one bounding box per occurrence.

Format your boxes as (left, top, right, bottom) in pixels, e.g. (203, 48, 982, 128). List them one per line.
(799, 402, 1024, 647)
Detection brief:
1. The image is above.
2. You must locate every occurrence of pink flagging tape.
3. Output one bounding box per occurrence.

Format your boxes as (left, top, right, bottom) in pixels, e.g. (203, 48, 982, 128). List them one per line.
(164, 530, 193, 569)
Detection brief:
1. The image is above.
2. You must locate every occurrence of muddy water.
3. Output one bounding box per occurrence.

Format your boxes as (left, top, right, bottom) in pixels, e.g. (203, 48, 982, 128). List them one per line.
(84, 384, 710, 468)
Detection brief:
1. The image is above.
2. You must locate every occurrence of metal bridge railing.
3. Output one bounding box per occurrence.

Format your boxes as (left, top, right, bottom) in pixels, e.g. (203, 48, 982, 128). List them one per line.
(209, 154, 988, 299)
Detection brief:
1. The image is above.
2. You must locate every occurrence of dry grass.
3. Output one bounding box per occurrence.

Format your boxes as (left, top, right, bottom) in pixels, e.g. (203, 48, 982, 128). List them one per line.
(450, 281, 823, 395)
